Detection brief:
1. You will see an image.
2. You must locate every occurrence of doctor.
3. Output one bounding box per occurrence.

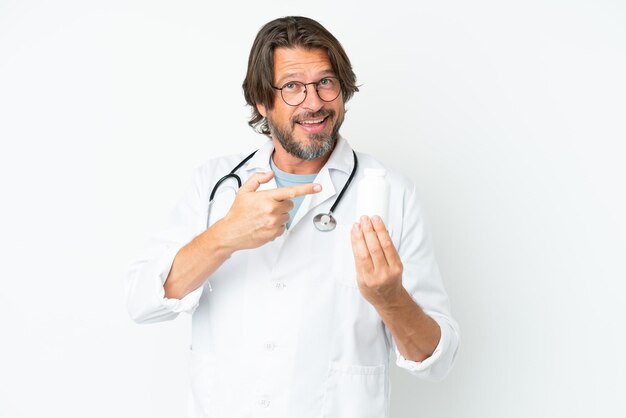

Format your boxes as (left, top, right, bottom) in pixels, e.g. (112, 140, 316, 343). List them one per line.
(126, 16, 459, 418)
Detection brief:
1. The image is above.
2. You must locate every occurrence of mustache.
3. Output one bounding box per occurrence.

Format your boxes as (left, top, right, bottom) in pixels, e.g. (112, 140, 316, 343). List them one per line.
(292, 109, 335, 125)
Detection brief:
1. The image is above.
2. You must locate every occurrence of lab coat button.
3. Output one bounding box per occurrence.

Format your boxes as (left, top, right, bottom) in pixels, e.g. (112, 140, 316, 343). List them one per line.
(259, 398, 270, 408)
(264, 342, 275, 351)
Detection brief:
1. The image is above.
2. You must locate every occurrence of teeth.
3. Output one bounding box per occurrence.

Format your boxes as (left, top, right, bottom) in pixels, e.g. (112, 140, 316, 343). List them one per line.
(300, 118, 324, 124)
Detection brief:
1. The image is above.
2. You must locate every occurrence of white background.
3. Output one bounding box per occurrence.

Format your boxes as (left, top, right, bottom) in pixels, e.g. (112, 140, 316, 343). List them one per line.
(1, 1, 625, 417)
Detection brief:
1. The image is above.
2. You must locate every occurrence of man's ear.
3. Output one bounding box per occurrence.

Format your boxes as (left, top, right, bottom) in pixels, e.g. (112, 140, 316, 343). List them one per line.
(256, 103, 267, 118)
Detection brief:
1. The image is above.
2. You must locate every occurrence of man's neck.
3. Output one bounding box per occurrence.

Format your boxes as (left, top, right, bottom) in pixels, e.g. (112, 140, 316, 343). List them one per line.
(270, 139, 334, 174)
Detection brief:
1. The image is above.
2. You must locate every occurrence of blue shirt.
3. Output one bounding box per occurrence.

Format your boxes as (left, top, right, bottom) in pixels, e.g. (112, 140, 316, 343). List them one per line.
(270, 158, 318, 229)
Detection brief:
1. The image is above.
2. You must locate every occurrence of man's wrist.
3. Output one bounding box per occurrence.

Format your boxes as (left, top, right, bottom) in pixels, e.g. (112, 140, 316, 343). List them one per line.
(202, 220, 237, 260)
(368, 285, 410, 313)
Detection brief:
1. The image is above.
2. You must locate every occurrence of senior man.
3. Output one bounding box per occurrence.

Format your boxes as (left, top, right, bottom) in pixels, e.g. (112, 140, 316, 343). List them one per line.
(126, 15, 459, 418)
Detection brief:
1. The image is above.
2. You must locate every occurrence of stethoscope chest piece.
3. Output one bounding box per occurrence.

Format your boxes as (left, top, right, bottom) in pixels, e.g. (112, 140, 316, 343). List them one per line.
(313, 212, 337, 232)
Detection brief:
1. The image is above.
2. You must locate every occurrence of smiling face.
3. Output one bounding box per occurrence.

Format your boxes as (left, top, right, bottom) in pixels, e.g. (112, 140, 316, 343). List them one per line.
(256, 47, 345, 162)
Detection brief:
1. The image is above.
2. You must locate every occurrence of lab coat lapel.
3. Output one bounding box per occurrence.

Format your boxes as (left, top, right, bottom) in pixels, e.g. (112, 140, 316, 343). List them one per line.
(289, 167, 336, 230)
(240, 140, 276, 191)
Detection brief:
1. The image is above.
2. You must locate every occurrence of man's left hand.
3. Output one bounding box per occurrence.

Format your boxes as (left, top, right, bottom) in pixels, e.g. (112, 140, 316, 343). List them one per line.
(351, 215, 404, 307)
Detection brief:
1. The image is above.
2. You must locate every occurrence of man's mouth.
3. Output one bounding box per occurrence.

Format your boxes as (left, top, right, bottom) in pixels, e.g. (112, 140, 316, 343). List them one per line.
(297, 117, 327, 126)
(295, 116, 329, 133)
(293, 109, 335, 133)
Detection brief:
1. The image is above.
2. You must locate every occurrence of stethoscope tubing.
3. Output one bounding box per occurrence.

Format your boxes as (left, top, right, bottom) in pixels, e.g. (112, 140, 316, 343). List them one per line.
(208, 150, 258, 203)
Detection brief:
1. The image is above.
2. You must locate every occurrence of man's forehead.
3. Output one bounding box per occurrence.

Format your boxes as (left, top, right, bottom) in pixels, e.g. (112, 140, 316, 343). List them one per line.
(273, 47, 335, 81)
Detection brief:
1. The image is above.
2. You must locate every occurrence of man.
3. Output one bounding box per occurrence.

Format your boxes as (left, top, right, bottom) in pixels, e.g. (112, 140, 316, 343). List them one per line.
(126, 16, 459, 418)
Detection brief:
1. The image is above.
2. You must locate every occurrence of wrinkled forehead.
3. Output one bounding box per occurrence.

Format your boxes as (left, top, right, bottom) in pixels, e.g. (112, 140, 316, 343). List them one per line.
(272, 47, 336, 85)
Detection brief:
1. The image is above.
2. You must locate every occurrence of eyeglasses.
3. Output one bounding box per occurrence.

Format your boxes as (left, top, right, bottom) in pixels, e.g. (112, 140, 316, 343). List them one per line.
(272, 77, 341, 107)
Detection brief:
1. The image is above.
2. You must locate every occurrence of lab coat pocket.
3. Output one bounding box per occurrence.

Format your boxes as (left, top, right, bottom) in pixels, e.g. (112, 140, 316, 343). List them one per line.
(322, 362, 386, 418)
(188, 349, 216, 417)
(332, 225, 359, 288)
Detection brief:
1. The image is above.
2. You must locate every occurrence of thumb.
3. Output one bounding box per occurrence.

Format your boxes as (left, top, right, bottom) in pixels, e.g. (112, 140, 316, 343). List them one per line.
(239, 171, 274, 193)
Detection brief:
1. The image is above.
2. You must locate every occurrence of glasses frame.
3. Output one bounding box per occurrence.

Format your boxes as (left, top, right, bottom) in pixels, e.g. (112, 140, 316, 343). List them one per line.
(271, 77, 342, 107)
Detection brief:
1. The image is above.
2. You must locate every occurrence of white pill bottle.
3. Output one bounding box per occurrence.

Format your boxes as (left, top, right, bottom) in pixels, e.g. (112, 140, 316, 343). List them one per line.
(356, 168, 390, 225)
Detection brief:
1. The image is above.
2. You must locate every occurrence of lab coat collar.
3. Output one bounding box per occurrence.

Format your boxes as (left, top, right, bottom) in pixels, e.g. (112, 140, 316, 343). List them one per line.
(243, 138, 275, 172)
(241, 139, 276, 192)
(323, 135, 355, 175)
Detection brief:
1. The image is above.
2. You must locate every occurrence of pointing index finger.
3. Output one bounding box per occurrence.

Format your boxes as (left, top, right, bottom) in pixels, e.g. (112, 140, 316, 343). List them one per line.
(268, 183, 322, 201)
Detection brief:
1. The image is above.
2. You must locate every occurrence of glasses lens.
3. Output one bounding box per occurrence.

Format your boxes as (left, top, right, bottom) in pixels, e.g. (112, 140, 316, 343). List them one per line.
(316, 78, 341, 102)
(281, 81, 306, 106)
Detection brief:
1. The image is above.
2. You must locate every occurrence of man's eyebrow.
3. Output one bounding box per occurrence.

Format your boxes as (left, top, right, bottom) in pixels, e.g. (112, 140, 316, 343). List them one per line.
(275, 69, 337, 86)
(321, 69, 337, 75)
(318, 69, 338, 78)
(275, 73, 300, 85)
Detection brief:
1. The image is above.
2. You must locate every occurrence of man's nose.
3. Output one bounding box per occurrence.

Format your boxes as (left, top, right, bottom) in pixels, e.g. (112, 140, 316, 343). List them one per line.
(300, 84, 324, 112)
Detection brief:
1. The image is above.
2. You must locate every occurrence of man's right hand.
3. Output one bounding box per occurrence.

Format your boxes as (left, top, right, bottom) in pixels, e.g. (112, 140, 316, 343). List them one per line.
(214, 171, 322, 253)
(164, 171, 321, 299)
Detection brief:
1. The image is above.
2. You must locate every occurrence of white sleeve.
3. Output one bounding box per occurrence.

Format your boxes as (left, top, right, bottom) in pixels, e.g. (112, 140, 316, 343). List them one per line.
(125, 166, 209, 324)
(392, 184, 460, 380)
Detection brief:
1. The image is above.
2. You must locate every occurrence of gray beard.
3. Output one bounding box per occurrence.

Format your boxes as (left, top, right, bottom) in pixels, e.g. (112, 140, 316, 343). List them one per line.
(267, 110, 343, 161)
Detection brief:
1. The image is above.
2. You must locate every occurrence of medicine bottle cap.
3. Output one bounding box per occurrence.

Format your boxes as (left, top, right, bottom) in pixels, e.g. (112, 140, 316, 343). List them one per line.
(364, 168, 387, 177)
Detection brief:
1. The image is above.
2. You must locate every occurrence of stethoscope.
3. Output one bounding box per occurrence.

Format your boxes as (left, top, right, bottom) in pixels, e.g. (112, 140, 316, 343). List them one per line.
(207, 149, 358, 232)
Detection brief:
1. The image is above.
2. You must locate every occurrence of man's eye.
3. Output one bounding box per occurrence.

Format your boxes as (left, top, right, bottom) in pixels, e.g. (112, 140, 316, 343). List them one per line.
(318, 78, 330, 86)
(284, 82, 298, 90)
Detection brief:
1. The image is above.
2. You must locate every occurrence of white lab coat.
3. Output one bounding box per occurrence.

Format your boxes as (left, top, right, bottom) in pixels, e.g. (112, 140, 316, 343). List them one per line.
(126, 136, 460, 418)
